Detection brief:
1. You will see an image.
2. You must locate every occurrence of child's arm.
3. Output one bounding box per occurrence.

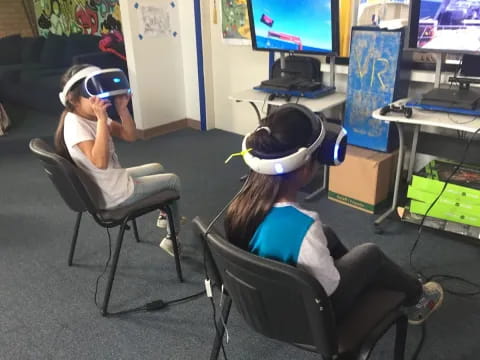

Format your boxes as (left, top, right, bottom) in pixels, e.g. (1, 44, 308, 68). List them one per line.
(109, 94, 136, 142)
(76, 97, 111, 169)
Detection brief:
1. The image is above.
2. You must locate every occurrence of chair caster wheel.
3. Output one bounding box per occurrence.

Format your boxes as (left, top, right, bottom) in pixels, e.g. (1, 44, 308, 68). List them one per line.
(374, 224, 383, 234)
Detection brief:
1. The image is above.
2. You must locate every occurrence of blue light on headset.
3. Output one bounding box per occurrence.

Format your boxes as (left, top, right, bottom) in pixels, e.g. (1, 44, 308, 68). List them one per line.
(274, 163, 284, 174)
(113, 77, 121, 83)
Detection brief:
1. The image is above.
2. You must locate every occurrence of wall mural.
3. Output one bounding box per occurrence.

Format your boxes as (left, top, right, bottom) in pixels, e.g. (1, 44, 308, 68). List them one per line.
(33, 0, 122, 37)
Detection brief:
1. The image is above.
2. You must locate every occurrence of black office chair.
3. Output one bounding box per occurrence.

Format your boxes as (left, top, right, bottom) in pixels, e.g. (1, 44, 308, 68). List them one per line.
(29, 138, 183, 316)
(193, 217, 408, 360)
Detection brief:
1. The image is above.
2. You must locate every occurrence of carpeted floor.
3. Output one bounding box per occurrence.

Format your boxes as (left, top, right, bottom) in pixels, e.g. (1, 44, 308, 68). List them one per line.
(1, 105, 479, 360)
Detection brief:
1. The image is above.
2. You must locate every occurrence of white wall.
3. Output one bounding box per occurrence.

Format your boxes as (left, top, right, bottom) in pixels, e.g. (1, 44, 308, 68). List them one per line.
(120, 0, 190, 130)
(178, 1, 200, 122)
(120, 1, 451, 135)
(206, 0, 269, 134)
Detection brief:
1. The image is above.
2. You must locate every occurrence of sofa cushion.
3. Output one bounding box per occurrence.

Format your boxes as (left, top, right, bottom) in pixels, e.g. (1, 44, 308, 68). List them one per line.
(21, 37, 45, 64)
(0, 35, 22, 65)
(65, 34, 100, 62)
(0, 64, 23, 82)
(19, 65, 67, 83)
(40, 35, 68, 67)
(14, 73, 64, 114)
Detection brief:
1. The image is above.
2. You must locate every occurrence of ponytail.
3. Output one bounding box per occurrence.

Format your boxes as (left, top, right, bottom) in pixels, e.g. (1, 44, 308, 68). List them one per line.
(54, 110, 74, 163)
(225, 172, 282, 250)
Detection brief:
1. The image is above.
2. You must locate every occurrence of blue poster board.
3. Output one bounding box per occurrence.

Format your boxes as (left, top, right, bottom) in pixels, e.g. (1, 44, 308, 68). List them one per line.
(344, 27, 409, 152)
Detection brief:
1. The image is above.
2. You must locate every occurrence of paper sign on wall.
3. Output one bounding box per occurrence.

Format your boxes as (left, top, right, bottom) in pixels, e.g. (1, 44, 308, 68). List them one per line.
(137, 2, 171, 37)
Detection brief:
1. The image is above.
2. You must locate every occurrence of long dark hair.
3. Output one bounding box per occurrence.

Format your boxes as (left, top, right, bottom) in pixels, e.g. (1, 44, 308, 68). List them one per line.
(54, 64, 91, 162)
(224, 107, 317, 250)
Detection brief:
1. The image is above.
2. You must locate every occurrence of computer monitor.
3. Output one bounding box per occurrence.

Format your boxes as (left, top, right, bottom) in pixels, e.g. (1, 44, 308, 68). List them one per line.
(247, 0, 339, 56)
(408, 0, 480, 54)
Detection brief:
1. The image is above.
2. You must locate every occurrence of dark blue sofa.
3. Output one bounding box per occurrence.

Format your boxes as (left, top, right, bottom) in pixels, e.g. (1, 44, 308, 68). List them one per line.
(0, 34, 127, 115)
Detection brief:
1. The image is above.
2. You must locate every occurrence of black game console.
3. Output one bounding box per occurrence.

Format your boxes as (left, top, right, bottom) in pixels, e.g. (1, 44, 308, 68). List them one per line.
(380, 103, 413, 118)
(420, 87, 480, 110)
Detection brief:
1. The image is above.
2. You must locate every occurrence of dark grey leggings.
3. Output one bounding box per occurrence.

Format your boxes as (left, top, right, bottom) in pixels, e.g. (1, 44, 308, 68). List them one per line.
(322, 226, 423, 321)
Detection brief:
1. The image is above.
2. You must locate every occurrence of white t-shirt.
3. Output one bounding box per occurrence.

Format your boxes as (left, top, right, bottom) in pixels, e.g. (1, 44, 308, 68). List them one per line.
(63, 112, 134, 209)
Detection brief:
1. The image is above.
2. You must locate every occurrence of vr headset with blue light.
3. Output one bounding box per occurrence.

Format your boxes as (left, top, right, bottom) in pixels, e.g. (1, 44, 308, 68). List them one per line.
(59, 66, 130, 106)
(241, 104, 347, 175)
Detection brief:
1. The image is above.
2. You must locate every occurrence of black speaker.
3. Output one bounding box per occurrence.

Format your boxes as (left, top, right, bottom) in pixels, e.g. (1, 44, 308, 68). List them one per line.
(271, 56, 322, 82)
(461, 55, 480, 77)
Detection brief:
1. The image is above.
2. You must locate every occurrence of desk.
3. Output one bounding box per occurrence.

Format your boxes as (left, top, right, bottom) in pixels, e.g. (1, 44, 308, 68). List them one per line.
(229, 89, 346, 123)
(229, 89, 347, 200)
(372, 102, 480, 227)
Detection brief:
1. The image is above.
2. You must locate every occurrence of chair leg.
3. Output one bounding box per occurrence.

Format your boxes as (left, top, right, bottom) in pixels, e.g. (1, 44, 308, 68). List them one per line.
(210, 295, 232, 360)
(164, 205, 183, 282)
(68, 212, 83, 266)
(101, 221, 128, 316)
(132, 219, 140, 243)
(393, 315, 408, 360)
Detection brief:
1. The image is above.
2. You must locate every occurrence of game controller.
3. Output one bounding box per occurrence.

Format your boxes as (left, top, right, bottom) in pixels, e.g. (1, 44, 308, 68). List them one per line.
(380, 103, 413, 118)
(268, 93, 292, 102)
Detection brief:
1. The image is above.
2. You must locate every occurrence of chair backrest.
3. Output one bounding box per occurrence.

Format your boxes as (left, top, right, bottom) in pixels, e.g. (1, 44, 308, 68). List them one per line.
(193, 217, 339, 358)
(29, 138, 103, 214)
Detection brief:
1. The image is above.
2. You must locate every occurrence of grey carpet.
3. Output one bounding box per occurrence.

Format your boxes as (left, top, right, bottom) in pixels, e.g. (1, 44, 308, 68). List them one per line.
(0, 105, 479, 360)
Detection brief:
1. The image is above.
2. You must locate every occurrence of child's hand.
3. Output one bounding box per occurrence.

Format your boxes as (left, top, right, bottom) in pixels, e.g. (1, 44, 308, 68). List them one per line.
(114, 94, 131, 112)
(89, 96, 111, 121)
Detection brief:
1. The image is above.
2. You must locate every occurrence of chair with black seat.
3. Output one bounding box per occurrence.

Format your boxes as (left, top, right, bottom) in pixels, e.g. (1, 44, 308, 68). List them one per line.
(29, 138, 183, 316)
(193, 216, 408, 360)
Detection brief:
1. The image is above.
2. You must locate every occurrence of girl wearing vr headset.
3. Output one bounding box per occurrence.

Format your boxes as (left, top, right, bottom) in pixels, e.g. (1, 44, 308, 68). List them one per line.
(225, 104, 443, 324)
(54, 64, 181, 256)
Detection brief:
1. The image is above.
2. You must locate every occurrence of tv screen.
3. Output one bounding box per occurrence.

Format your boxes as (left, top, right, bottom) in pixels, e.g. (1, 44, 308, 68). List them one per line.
(247, 0, 338, 55)
(409, 0, 480, 54)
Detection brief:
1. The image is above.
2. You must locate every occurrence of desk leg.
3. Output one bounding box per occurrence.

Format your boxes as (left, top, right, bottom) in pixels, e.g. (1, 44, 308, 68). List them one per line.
(305, 165, 328, 201)
(374, 123, 405, 226)
(407, 125, 420, 183)
(249, 101, 262, 123)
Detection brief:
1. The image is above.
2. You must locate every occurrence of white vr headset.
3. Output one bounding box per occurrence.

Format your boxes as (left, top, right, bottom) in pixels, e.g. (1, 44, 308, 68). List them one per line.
(59, 66, 130, 106)
(242, 103, 347, 175)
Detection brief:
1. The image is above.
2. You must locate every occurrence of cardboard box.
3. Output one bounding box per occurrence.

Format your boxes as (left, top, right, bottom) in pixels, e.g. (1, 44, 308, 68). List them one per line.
(409, 199, 480, 228)
(410, 176, 480, 206)
(328, 145, 397, 213)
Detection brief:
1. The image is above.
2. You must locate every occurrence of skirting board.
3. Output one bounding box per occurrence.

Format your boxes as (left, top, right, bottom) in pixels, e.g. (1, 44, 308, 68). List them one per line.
(136, 118, 201, 140)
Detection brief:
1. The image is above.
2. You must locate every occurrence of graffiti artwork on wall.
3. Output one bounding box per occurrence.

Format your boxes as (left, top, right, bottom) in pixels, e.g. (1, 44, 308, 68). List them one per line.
(34, 0, 122, 37)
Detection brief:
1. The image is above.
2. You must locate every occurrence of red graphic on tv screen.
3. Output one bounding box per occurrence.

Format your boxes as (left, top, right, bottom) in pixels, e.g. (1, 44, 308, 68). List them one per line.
(261, 14, 274, 27)
(268, 31, 303, 50)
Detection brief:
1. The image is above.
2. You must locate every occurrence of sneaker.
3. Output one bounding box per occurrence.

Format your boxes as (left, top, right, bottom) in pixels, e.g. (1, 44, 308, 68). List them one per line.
(156, 214, 188, 228)
(156, 214, 168, 228)
(159, 235, 181, 257)
(407, 281, 444, 325)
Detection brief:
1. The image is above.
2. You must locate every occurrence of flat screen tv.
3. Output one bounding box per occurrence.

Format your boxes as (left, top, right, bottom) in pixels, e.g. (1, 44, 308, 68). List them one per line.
(247, 0, 339, 55)
(408, 0, 480, 54)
